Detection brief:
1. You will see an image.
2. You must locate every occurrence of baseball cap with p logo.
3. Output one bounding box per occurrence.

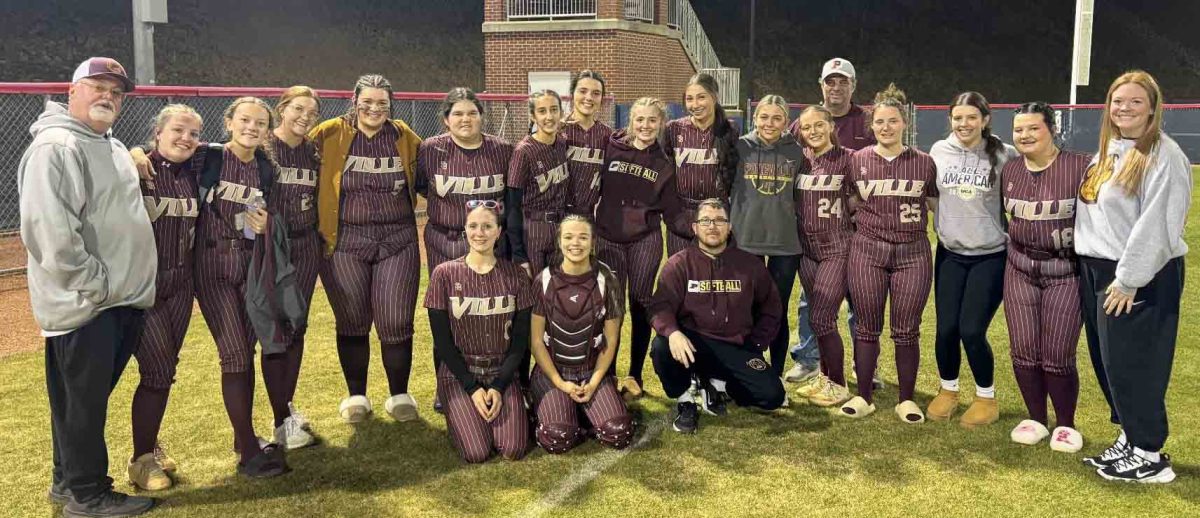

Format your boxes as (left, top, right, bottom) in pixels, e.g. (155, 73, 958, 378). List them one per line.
(820, 58, 856, 82)
(71, 57, 136, 92)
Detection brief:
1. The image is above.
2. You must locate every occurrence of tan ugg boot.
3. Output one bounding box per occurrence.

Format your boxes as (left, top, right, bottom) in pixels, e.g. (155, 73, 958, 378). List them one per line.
(960, 396, 999, 429)
(926, 388, 959, 421)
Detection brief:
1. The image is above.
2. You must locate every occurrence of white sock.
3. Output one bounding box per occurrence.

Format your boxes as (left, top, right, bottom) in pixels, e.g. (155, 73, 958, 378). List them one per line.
(1133, 447, 1161, 463)
(940, 378, 959, 392)
(976, 385, 995, 398)
(710, 378, 727, 393)
(1117, 429, 1127, 446)
(678, 391, 695, 404)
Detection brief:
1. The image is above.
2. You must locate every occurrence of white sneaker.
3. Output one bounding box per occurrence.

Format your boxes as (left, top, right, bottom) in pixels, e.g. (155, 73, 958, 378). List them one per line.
(1049, 426, 1084, 453)
(784, 363, 819, 383)
(384, 394, 419, 422)
(1010, 419, 1050, 445)
(339, 395, 373, 423)
(288, 402, 311, 431)
(275, 416, 316, 450)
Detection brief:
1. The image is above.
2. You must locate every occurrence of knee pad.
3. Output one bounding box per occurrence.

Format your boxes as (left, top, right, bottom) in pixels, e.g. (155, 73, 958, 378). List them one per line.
(536, 422, 580, 454)
(595, 415, 634, 450)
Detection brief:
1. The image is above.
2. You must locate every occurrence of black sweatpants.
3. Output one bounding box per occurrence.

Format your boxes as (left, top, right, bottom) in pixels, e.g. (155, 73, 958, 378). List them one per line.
(1079, 256, 1184, 452)
(762, 254, 801, 378)
(650, 329, 785, 410)
(933, 244, 1005, 389)
(46, 306, 145, 501)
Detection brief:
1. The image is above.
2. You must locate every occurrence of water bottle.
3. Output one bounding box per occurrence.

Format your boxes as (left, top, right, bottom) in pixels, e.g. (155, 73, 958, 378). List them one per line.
(244, 194, 266, 240)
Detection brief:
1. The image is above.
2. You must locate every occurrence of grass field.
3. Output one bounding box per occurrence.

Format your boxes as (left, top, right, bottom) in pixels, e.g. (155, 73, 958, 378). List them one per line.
(2, 172, 1199, 517)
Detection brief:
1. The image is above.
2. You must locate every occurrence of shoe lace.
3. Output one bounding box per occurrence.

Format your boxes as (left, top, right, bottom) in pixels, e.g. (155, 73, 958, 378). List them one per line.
(1100, 441, 1129, 460)
(1111, 452, 1147, 473)
(288, 403, 310, 428)
(152, 442, 170, 465)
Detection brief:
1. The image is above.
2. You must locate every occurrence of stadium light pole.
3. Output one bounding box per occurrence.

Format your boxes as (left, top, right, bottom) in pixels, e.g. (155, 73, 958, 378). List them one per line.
(1069, 0, 1094, 104)
(746, 0, 756, 110)
(132, 0, 169, 85)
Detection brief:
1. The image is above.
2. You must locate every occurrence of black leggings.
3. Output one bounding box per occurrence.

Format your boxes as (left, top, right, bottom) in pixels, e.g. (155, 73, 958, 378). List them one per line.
(933, 244, 1005, 389)
(763, 254, 801, 378)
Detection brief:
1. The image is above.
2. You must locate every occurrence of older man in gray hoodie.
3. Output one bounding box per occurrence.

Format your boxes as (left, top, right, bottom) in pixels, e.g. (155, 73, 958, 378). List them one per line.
(19, 57, 157, 517)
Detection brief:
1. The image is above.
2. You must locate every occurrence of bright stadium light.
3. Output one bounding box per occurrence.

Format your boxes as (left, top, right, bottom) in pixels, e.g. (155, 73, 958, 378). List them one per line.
(132, 0, 169, 85)
(1069, 0, 1094, 104)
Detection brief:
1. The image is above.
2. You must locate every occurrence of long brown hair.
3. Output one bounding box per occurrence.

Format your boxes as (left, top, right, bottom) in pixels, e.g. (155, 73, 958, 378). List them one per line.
(222, 96, 278, 166)
(1086, 70, 1165, 194)
(949, 91, 1004, 186)
(274, 85, 321, 162)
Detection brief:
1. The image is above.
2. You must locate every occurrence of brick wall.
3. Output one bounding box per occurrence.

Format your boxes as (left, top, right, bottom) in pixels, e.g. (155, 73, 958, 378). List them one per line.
(483, 26, 695, 103)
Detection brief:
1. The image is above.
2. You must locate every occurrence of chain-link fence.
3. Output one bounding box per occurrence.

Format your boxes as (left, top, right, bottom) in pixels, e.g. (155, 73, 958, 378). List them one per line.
(0, 84, 617, 287)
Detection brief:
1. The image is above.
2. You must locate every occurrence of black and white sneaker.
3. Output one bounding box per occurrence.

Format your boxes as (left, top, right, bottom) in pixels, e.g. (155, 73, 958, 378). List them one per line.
(700, 380, 728, 417)
(1083, 434, 1129, 468)
(672, 402, 699, 434)
(1097, 451, 1176, 484)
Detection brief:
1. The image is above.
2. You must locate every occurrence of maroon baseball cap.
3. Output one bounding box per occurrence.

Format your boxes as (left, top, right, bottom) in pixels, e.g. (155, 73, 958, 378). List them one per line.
(71, 57, 135, 92)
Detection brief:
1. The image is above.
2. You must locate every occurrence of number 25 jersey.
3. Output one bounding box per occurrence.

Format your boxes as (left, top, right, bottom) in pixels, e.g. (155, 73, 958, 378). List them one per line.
(847, 146, 938, 244)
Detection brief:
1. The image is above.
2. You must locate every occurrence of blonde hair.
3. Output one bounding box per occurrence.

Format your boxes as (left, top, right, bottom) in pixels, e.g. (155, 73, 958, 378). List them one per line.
(222, 96, 278, 165)
(1087, 70, 1165, 193)
(798, 105, 839, 148)
(147, 104, 202, 149)
(623, 97, 667, 144)
(754, 94, 789, 119)
(276, 85, 320, 118)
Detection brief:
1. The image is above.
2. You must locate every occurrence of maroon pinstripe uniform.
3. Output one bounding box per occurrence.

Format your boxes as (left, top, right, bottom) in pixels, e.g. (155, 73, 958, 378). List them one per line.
(788, 104, 877, 151)
(507, 135, 570, 273)
(417, 133, 512, 272)
(846, 146, 937, 403)
(195, 148, 265, 374)
(561, 120, 612, 219)
(595, 132, 684, 382)
(321, 123, 421, 348)
(425, 258, 533, 463)
(796, 146, 854, 385)
(1003, 151, 1090, 426)
(530, 266, 632, 453)
(269, 137, 321, 332)
(665, 118, 725, 256)
(134, 150, 201, 388)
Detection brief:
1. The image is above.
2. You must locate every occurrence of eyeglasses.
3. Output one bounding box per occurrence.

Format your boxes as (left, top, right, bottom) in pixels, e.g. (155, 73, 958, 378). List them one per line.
(356, 101, 391, 113)
(695, 218, 730, 227)
(78, 80, 126, 99)
(467, 199, 503, 212)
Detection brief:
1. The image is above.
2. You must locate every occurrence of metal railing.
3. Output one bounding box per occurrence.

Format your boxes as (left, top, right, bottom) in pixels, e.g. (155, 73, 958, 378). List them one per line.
(701, 68, 740, 108)
(623, 0, 654, 22)
(671, 0, 739, 107)
(667, 0, 680, 28)
(506, 0, 597, 20)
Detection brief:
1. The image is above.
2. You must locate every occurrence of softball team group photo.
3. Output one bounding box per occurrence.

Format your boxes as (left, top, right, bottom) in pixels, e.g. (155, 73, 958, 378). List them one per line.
(18, 55, 1190, 518)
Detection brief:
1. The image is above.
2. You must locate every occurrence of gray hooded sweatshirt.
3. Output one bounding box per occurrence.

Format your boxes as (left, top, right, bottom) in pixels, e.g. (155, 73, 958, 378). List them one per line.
(930, 134, 1018, 255)
(18, 101, 156, 335)
(730, 131, 808, 256)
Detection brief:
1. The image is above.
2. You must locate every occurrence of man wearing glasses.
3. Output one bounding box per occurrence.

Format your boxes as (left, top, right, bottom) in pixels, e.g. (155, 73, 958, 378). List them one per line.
(649, 199, 785, 434)
(19, 57, 158, 516)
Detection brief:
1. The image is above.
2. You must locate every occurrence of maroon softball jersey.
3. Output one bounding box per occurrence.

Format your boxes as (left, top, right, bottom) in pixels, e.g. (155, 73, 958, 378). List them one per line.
(798, 145, 854, 260)
(561, 120, 613, 217)
(507, 135, 570, 214)
(650, 245, 782, 350)
(594, 131, 685, 243)
(142, 150, 201, 271)
(425, 258, 536, 360)
(789, 104, 876, 151)
(269, 137, 319, 234)
(847, 146, 938, 243)
(340, 123, 417, 229)
(666, 117, 724, 201)
(197, 148, 263, 244)
(418, 133, 512, 230)
(1003, 151, 1092, 261)
(532, 266, 624, 371)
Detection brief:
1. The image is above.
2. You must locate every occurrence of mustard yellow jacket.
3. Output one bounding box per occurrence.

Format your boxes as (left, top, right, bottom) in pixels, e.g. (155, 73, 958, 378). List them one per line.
(308, 116, 422, 256)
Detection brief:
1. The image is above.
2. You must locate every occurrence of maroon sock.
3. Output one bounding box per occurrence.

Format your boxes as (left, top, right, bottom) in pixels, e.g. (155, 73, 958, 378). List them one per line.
(337, 334, 370, 396)
(817, 333, 845, 386)
(131, 384, 170, 459)
(853, 338, 880, 403)
(895, 344, 920, 402)
(1044, 370, 1080, 429)
(381, 339, 413, 396)
(222, 371, 259, 463)
(261, 352, 291, 428)
(1013, 366, 1048, 425)
(285, 336, 306, 404)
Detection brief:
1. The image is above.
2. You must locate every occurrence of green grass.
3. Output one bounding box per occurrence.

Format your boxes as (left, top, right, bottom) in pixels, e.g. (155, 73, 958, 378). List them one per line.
(3, 170, 1200, 517)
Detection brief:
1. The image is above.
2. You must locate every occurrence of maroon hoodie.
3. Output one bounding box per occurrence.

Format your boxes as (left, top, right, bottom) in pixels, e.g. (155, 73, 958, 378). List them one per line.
(650, 244, 781, 350)
(594, 131, 686, 243)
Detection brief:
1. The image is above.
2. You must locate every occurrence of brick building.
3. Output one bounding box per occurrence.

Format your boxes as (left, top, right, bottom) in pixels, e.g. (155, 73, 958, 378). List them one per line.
(481, 0, 738, 106)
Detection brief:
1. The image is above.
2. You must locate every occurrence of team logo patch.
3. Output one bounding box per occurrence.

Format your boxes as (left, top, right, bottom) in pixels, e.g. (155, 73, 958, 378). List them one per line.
(454, 282, 463, 291)
(537, 160, 544, 170)
(106, 60, 125, 74)
(570, 294, 580, 303)
(440, 161, 448, 170)
(956, 186, 977, 200)
(678, 134, 684, 145)
(747, 358, 768, 371)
